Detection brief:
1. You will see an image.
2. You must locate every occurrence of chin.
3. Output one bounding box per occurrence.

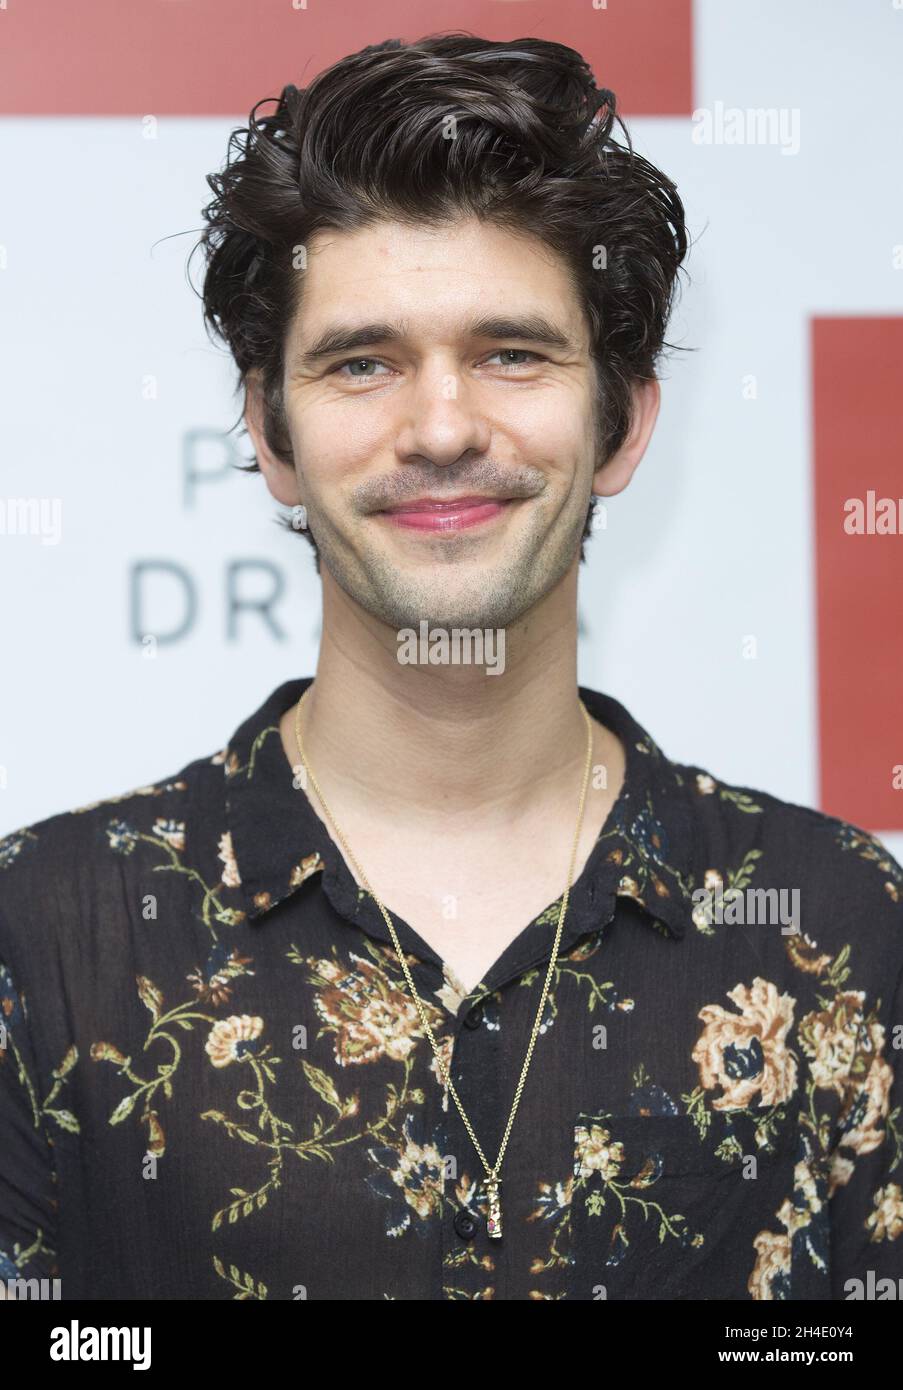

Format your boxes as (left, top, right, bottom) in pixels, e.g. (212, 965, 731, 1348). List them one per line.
(324, 525, 563, 632)
(371, 581, 541, 635)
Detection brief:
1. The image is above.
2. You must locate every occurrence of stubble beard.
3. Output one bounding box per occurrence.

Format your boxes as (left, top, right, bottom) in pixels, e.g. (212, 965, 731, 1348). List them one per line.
(312, 493, 588, 633)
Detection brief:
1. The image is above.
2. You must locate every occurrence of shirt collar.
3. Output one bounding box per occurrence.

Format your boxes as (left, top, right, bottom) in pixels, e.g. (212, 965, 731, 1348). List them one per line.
(221, 677, 696, 946)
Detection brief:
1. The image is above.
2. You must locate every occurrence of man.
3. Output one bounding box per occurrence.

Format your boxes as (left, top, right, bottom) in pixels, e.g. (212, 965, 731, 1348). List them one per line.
(1, 34, 901, 1302)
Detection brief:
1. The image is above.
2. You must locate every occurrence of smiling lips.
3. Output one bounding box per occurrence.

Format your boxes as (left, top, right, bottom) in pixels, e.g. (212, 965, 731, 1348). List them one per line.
(378, 495, 516, 531)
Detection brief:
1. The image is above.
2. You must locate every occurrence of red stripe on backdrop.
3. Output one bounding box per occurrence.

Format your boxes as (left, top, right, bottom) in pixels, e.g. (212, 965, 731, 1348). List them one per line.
(813, 317, 903, 831)
(0, 0, 692, 116)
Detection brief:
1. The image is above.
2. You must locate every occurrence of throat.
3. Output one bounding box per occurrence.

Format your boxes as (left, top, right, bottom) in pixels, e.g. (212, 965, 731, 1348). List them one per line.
(344, 811, 615, 997)
(282, 701, 626, 996)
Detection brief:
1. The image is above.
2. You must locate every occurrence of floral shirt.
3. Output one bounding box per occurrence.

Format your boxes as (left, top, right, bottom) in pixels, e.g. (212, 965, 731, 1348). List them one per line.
(1, 676, 901, 1301)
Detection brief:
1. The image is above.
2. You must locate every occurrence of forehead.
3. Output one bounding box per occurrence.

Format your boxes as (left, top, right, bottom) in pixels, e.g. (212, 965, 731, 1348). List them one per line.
(293, 216, 586, 339)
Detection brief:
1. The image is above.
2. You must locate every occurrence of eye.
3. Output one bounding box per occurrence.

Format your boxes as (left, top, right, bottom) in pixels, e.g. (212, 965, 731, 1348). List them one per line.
(484, 348, 545, 369)
(329, 349, 545, 380)
(331, 357, 392, 380)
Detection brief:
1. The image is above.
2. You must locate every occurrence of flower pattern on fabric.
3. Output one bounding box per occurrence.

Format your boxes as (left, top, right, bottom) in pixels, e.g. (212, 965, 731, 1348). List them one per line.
(692, 978, 798, 1110)
(0, 678, 900, 1300)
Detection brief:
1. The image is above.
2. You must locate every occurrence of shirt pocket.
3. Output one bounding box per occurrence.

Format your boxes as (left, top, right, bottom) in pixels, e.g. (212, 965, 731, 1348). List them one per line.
(567, 1108, 800, 1300)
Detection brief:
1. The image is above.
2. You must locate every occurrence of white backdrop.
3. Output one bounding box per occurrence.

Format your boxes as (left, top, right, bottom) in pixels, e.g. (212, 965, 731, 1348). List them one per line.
(1, 0, 901, 864)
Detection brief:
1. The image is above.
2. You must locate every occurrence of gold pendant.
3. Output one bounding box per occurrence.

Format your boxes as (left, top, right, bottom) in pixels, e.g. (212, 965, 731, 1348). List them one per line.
(484, 1177, 502, 1239)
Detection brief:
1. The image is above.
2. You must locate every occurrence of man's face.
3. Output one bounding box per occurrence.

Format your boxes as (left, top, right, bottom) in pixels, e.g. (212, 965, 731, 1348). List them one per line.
(276, 216, 601, 631)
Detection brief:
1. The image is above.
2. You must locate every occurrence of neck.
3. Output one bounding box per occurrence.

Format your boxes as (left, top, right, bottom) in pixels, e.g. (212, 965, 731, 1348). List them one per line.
(282, 561, 621, 835)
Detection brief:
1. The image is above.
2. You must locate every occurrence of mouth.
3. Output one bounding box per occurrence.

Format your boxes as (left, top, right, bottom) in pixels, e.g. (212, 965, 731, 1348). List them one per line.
(376, 495, 519, 533)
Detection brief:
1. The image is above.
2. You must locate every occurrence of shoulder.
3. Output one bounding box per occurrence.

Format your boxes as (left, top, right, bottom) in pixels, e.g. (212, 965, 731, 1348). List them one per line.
(0, 746, 228, 975)
(672, 755, 903, 975)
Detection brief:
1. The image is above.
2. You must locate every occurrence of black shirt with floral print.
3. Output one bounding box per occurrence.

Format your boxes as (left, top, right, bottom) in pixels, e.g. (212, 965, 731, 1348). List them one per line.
(1, 676, 901, 1300)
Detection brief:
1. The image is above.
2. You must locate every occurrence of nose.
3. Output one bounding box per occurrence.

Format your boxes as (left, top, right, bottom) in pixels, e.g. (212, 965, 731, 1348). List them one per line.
(394, 365, 493, 469)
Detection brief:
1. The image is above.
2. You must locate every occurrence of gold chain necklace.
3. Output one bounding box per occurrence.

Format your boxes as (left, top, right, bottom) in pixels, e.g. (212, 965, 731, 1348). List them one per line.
(293, 684, 594, 1240)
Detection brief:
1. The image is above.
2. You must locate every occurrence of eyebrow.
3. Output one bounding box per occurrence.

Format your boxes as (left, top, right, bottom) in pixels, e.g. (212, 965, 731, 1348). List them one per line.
(290, 314, 579, 369)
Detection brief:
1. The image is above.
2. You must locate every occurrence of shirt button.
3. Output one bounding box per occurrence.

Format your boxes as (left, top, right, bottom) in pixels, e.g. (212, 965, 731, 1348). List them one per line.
(454, 1209, 480, 1241)
(463, 1003, 484, 1029)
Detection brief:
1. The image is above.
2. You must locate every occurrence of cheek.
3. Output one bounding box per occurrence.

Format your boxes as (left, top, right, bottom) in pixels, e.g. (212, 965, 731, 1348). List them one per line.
(287, 410, 379, 504)
(501, 389, 592, 461)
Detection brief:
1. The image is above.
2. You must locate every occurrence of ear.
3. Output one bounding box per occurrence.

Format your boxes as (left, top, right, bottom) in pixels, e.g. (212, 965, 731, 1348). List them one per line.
(243, 369, 301, 507)
(592, 377, 661, 498)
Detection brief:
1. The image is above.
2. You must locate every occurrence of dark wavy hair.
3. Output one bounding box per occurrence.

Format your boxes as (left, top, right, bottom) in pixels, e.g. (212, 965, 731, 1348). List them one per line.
(195, 33, 690, 572)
